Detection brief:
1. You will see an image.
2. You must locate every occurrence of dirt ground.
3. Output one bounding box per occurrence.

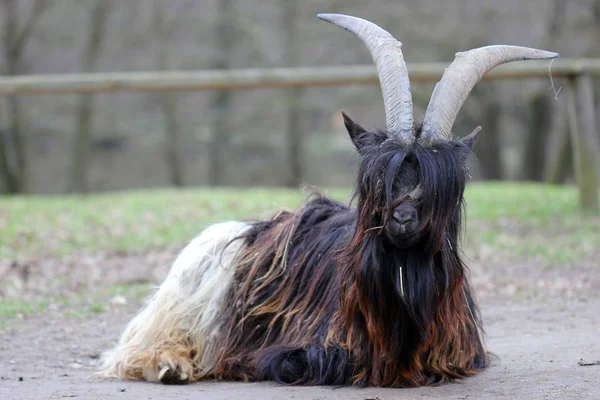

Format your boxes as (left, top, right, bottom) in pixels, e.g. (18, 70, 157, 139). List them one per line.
(1, 250, 599, 400)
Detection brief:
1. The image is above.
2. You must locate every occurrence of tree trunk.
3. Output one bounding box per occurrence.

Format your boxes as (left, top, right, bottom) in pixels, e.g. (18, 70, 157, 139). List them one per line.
(283, 0, 303, 188)
(69, 0, 111, 193)
(521, 94, 552, 181)
(476, 100, 503, 180)
(152, 0, 186, 187)
(2, 96, 29, 193)
(544, 126, 572, 184)
(461, 86, 503, 180)
(208, 0, 233, 186)
(0, 0, 46, 193)
(70, 95, 95, 193)
(163, 93, 184, 187)
(0, 102, 20, 192)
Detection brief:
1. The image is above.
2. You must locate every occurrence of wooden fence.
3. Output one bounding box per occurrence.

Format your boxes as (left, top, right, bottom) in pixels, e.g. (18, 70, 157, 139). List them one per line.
(0, 58, 598, 211)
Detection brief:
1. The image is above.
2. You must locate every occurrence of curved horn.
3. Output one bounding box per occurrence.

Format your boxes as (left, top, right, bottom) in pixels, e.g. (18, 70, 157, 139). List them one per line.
(421, 45, 559, 144)
(318, 13, 414, 144)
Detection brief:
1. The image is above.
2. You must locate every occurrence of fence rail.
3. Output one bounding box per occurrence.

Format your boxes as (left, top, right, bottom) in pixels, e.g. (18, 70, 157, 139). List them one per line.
(1, 59, 600, 96)
(0, 58, 598, 211)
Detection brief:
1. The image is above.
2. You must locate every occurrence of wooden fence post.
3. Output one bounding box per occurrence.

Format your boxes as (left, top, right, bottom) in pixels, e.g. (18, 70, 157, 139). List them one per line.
(566, 74, 599, 212)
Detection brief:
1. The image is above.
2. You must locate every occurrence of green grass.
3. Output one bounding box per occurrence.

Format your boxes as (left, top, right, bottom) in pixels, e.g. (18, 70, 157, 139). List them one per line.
(0, 187, 337, 259)
(0, 298, 48, 319)
(0, 282, 152, 328)
(463, 182, 599, 266)
(0, 183, 598, 262)
(0, 183, 598, 326)
(466, 182, 583, 220)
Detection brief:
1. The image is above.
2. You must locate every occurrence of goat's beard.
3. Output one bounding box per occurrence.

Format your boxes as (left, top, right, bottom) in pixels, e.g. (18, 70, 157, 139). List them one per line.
(343, 207, 453, 327)
(336, 142, 479, 386)
(337, 205, 473, 386)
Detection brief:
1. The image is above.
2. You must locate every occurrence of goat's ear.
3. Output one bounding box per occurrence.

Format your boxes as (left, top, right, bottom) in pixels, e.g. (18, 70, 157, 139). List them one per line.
(341, 111, 371, 154)
(461, 126, 482, 151)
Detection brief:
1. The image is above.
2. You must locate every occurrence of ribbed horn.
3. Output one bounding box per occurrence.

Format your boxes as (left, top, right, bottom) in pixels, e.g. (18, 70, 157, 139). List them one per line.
(318, 13, 414, 144)
(421, 45, 559, 144)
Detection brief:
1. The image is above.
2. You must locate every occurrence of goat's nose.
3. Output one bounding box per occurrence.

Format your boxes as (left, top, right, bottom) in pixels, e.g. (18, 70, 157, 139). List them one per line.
(393, 209, 416, 225)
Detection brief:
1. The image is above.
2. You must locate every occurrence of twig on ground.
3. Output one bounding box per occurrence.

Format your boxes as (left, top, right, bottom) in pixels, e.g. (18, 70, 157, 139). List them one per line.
(577, 359, 600, 367)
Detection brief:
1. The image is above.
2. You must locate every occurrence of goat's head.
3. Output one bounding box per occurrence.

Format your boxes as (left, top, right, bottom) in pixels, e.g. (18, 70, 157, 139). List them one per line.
(319, 14, 558, 251)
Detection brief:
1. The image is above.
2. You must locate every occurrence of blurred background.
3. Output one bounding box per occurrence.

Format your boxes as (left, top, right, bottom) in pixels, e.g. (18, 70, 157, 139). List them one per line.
(0, 0, 598, 194)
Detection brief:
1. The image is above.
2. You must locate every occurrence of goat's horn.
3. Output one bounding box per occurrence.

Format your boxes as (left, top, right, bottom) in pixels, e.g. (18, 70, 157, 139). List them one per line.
(318, 13, 414, 144)
(421, 45, 558, 144)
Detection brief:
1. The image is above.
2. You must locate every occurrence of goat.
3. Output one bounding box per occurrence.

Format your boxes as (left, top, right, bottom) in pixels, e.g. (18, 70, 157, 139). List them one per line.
(99, 14, 558, 387)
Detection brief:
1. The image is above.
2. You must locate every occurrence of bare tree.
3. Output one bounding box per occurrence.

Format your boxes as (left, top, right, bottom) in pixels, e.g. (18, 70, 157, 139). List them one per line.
(208, 0, 234, 186)
(69, 0, 112, 193)
(0, 0, 47, 193)
(521, 0, 565, 181)
(151, 0, 191, 187)
(283, 0, 303, 187)
(460, 86, 504, 180)
(544, 117, 571, 184)
(522, 93, 554, 181)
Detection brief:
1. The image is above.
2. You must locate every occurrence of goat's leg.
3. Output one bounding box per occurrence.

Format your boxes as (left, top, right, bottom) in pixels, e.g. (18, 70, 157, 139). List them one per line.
(254, 344, 352, 385)
(99, 221, 249, 383)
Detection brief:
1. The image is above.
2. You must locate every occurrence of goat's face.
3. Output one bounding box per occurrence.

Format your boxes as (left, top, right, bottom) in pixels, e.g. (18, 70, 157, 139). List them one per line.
(383, 153, 421, 243)
(320, 13, 556, 251)
(343, 112, 480, 249)
(368, 144, 425, 247)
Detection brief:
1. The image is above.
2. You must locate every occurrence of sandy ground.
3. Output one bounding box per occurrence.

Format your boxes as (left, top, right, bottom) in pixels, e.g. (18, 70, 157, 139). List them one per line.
(1, 296, 599, 399)
(1, 246, 599, 400)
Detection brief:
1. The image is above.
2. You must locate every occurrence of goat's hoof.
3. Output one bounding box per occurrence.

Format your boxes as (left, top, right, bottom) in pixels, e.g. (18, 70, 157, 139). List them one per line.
(158, 365, 190, 385)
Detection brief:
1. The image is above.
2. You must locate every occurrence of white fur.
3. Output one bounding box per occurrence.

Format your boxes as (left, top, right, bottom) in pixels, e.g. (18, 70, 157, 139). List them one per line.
(100, 221, 250, 382)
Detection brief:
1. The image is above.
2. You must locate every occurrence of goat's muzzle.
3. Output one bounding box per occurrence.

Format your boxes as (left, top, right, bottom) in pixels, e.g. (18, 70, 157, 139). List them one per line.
(384, 201, 420, 242)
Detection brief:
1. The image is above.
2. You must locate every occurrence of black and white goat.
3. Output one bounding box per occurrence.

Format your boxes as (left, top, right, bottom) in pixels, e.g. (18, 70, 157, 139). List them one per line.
(100, 14, 558, 387)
